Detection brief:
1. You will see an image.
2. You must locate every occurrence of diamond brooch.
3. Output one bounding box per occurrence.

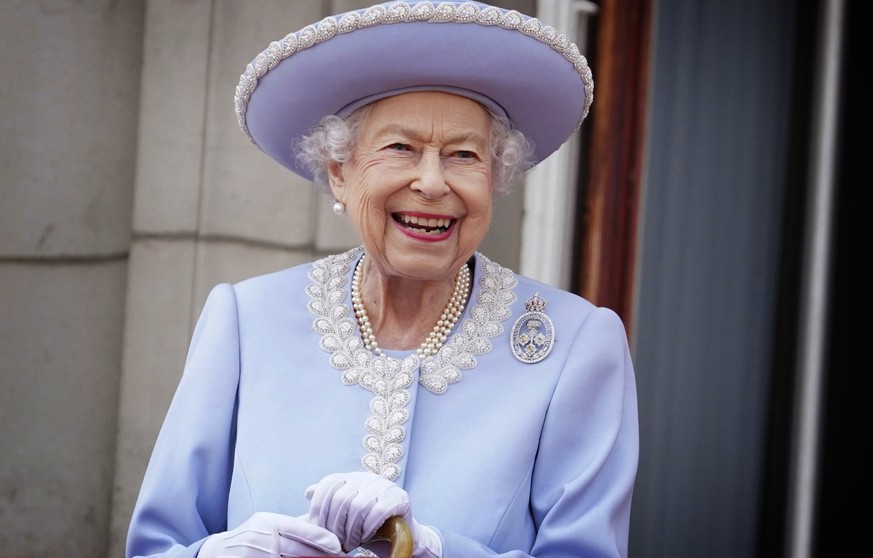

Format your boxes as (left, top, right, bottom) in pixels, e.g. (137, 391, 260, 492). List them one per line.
(510, 292, 555, 364)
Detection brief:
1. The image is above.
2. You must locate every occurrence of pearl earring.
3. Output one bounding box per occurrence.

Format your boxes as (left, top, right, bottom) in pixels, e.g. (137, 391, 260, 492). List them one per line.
(332, 200, 346, 215)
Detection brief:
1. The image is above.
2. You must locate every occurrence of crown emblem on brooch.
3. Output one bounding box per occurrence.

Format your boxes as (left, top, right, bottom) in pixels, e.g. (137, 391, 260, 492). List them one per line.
(524, 292, 547, 312)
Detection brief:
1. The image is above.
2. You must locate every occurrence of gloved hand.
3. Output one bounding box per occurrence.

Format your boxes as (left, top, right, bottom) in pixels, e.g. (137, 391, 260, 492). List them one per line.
(305, 471, 442, 558)
(197, 511, 342, 557)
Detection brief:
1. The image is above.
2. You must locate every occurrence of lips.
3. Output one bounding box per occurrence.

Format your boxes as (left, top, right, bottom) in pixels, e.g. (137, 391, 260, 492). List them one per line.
(393, 213, 455, 235)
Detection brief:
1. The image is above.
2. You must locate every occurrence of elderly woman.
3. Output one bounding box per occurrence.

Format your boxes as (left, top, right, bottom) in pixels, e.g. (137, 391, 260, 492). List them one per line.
(126, 2, 639, 558)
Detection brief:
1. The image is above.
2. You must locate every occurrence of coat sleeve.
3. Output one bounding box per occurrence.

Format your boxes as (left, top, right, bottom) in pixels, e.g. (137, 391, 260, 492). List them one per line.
(126, 284, 241, 558)
(440, 306, 640, 558)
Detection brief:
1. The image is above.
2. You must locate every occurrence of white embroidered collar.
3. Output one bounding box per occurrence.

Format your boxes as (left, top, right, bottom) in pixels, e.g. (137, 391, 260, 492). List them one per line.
(306, 247, 518, 478)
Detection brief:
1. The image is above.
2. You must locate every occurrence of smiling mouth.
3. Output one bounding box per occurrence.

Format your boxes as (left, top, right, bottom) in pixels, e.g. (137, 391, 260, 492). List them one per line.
(394, 213, 455, 235)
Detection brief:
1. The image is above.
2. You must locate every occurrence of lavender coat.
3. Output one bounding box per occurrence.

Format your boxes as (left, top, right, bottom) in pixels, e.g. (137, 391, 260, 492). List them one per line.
(126, 248, 638, 558)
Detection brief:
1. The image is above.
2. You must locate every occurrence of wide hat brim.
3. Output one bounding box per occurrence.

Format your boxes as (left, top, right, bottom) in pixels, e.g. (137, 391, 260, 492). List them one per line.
(234, 1, 593, 182)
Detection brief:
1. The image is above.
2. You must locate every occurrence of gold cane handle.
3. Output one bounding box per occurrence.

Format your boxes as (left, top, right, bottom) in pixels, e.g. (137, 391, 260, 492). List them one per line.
(371, 515, 413, 558)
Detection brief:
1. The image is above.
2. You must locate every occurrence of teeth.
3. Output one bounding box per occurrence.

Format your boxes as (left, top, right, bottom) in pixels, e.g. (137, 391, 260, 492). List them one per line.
(398, 214, 452, 229)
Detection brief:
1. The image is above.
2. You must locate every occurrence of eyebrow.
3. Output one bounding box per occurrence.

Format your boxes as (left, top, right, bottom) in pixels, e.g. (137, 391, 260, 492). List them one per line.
(374, 124, 489, 149)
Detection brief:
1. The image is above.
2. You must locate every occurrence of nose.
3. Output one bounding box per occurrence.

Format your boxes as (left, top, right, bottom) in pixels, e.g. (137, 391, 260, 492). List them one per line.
(410, 151, 450, 198)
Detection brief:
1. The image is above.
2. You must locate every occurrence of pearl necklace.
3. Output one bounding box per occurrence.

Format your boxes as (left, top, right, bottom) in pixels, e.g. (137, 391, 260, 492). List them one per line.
(351, 254, 472, 358)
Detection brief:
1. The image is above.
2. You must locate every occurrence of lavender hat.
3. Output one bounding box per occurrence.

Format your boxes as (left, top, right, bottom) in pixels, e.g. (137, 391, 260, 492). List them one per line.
(234, 0, 594, 182)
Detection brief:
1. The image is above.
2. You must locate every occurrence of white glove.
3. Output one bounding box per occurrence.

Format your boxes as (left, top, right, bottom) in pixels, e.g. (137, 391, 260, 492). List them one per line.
(197, 511, 342, 558)
(305, 471, 442, 558)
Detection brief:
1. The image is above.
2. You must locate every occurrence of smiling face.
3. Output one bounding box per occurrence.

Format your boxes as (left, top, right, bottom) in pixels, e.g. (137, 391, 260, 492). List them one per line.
(328, 91, 495, 284)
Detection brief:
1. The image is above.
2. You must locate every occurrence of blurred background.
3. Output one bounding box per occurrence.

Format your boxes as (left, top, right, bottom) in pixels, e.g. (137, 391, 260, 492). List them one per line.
(0, 0, 858, 556)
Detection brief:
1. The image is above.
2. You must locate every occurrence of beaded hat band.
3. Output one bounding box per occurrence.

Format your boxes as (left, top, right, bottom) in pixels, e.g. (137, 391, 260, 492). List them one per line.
(235, 1, 594, 182)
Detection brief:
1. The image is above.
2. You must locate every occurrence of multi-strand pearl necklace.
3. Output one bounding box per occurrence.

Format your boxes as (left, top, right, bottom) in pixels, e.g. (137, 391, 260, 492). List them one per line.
(351, 254, 472, 358)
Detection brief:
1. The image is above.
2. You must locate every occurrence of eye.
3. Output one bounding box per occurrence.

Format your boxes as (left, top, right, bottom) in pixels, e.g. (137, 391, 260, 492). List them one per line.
(448, 149, 483, 162)
(387, 143, 411, 151)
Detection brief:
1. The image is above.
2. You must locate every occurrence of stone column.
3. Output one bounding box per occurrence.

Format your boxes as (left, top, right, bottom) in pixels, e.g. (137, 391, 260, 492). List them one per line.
(0, 1, 144, 555)
(108, 1, 359, 554)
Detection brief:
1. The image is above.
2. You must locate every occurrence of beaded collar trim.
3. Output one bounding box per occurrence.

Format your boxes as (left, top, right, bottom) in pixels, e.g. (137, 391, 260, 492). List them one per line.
(234, 1, 594, 140)
(306, 247, 517, 478)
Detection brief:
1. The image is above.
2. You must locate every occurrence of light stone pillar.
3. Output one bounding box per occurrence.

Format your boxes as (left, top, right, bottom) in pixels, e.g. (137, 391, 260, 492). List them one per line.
(109, 1, 357, 555)
(0, 1, 144, 555)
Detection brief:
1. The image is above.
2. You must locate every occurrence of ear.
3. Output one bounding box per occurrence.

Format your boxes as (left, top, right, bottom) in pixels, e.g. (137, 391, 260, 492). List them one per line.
(327, 160, 345, 201)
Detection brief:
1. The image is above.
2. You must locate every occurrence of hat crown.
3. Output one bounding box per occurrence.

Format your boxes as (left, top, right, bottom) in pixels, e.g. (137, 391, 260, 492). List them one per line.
(234, 1, 592, 139)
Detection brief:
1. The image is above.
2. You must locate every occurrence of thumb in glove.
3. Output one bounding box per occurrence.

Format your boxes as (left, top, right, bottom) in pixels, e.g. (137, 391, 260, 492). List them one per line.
(197, 511, 342, 557)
